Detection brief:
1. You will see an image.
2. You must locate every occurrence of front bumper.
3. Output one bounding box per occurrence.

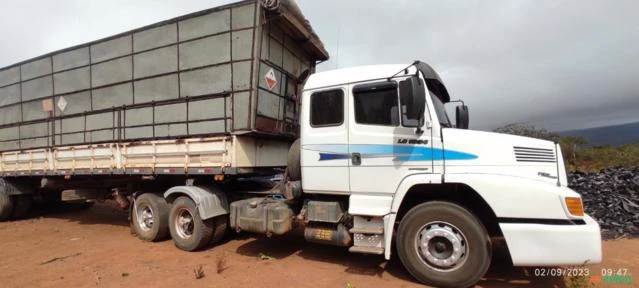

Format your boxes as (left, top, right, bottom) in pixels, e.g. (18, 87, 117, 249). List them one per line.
(500, 214, 602, 266)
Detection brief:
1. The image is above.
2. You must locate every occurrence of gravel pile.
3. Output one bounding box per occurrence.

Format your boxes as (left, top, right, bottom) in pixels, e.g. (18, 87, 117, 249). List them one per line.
(569, 167, 639, 239)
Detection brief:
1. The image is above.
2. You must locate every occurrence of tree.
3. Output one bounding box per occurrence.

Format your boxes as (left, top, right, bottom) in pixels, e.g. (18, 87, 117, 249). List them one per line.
(493, 123, 560, 142)
(559, 136, 587, 165)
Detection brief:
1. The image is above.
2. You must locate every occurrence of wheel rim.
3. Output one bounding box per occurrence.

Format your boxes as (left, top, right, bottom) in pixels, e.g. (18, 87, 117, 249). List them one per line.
(415, 221, 468, 272)
(175, 208, 194, 239)
(136, 204, 154, 232)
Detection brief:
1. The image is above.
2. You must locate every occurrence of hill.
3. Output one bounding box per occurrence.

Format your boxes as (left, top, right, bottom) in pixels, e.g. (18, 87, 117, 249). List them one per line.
(558, 121, 639, 147)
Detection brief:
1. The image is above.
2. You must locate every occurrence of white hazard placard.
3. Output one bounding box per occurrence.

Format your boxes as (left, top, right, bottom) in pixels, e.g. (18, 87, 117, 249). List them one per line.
(264, 68, 277, 91)
(57, 96, 68, 112)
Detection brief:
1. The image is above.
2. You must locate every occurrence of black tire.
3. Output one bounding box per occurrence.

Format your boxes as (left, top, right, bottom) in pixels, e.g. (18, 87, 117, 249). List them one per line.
(287, 139, 301, 181)
(169, 196, 214, 251)
(397, 201, 492, 288)
(11, 195, 32, 219)
(0, 193, 14, 221)
(132, 193, 170, 242)
(211, 214, 229, 244)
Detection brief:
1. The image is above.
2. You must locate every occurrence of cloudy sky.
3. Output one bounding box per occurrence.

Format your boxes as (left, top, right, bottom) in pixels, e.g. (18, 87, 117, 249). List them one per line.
(1, 0, 637, 131)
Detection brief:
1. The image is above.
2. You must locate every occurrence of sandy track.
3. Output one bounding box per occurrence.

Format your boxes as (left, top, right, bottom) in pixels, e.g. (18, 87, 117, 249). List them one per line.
(0, 201, 636, 288)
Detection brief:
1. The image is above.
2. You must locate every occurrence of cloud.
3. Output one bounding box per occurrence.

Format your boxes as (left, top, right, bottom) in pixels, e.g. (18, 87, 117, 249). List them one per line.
(0, 0, 234, 67)
(298, 0, 639, 131)
(1, 0, 637, 131)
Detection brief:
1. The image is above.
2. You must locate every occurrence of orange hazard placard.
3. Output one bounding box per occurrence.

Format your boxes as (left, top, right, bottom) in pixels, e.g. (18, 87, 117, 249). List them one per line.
(264, 68, 277, 91)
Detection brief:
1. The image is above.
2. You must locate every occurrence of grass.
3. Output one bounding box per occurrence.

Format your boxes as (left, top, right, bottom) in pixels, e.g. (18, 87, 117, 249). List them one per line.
(564, 275, 591, 288)
(567, 143, 639, 172)
(216, 252, 228, 274)
(258, 253, 276, 261)
(194, 265, 205, 279)
(562, 261, 592, 288)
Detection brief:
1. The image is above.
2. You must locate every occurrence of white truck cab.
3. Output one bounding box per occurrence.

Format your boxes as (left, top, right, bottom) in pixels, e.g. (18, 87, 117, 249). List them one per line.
(299, 61, 602, 287)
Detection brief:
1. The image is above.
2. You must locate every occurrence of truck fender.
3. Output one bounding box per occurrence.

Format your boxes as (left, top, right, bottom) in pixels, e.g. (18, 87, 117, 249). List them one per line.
(383, 173, 442, 260)
(445, 173, 579, 219)
(390, 173, 443, 213)
(164, 186, 229, 220)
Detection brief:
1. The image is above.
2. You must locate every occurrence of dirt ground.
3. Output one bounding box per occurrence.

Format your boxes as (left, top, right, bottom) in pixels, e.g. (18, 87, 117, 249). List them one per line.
(0, 201, 636, 288)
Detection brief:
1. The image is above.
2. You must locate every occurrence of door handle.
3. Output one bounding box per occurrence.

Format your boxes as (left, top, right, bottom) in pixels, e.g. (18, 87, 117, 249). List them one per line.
(351, 152, 361, 166)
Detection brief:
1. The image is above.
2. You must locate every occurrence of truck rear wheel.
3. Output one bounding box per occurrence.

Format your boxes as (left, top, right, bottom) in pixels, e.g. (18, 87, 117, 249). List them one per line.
(133, 193, 170, 242)
(169, 196, 214, 251)
(211, 215, 229, 244)
(0, 193, 14, 221)
(396, 201, 492, 288)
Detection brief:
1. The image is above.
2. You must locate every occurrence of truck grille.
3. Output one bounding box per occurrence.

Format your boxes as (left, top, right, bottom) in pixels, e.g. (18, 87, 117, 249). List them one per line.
(513, 146, 556, 163)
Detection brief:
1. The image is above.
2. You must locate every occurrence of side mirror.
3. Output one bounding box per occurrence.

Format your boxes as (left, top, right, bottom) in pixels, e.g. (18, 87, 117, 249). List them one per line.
(399, 76, 426, 125)
(455, 105, 469, 129)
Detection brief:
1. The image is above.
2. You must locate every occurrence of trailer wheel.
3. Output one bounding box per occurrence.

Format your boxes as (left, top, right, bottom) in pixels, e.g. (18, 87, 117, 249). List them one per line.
(11, 195, 32, 219)
(0, 193, 14, 221)
(396, 201, 491, 288)
(287, 138, 301, 181)
(169, 196, 214, 251)
(133, 193, 170, 242)
(211, 215, 229, 244)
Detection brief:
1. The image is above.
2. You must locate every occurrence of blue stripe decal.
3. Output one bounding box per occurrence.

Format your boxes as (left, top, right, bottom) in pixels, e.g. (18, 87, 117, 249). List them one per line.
(304, 144, 477, 162)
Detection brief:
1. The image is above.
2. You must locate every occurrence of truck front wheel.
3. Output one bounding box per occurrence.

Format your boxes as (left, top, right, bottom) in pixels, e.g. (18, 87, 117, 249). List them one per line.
(169, 196, 214, 251)
(132, 193, 170, 242)
(397, 201, 492, 288)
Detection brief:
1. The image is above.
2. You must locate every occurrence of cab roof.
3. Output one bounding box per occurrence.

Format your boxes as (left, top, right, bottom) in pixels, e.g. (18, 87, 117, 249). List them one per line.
(304, 64, 412, 90)
(304, 61, 451, 103)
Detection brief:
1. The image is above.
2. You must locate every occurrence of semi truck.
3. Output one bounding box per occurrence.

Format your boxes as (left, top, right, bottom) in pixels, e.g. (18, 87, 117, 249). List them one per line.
(0, 0, 602, 287)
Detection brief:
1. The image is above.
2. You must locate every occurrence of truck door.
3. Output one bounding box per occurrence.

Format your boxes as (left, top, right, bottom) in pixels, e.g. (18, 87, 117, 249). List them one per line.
(300, 88, 350, 194)
(347, 79, 433, 211)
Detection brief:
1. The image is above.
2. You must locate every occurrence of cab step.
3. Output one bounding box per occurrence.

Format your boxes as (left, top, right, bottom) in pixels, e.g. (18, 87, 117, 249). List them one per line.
(349, 227, 383, 234)
(348, 216, 385, 255)
(348, 246, 384, 255)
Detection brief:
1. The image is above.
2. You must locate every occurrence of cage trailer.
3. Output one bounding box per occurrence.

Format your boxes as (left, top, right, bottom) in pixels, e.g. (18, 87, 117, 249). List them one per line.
(0, 0, 325, 221)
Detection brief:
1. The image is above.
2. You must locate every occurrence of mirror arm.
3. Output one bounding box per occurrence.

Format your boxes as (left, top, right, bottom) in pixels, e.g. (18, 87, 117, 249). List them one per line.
(448, 99, 465, 105)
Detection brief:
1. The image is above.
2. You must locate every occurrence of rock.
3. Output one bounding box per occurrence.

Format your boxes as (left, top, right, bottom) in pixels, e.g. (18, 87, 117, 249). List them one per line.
(569, 167, 639, 240)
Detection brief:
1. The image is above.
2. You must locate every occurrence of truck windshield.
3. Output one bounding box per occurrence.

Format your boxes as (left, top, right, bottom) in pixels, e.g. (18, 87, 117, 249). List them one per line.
(430, 94, 452, 128)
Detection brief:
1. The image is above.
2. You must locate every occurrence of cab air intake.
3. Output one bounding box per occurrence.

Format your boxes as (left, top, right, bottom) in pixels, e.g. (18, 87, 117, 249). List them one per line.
(513, 146, 556, 163)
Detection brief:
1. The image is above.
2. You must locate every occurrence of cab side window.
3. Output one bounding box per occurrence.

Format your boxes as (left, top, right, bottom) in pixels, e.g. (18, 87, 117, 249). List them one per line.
(310, 90, 344, 127)
(353, 82, 399, 126)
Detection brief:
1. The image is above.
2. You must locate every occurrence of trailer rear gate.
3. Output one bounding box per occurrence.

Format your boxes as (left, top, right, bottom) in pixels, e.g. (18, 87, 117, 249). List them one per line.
(0, 0, 328, 154)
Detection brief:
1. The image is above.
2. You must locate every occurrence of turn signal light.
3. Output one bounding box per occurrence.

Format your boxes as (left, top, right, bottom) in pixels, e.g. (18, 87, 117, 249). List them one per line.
(565, 197, 584, 216)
